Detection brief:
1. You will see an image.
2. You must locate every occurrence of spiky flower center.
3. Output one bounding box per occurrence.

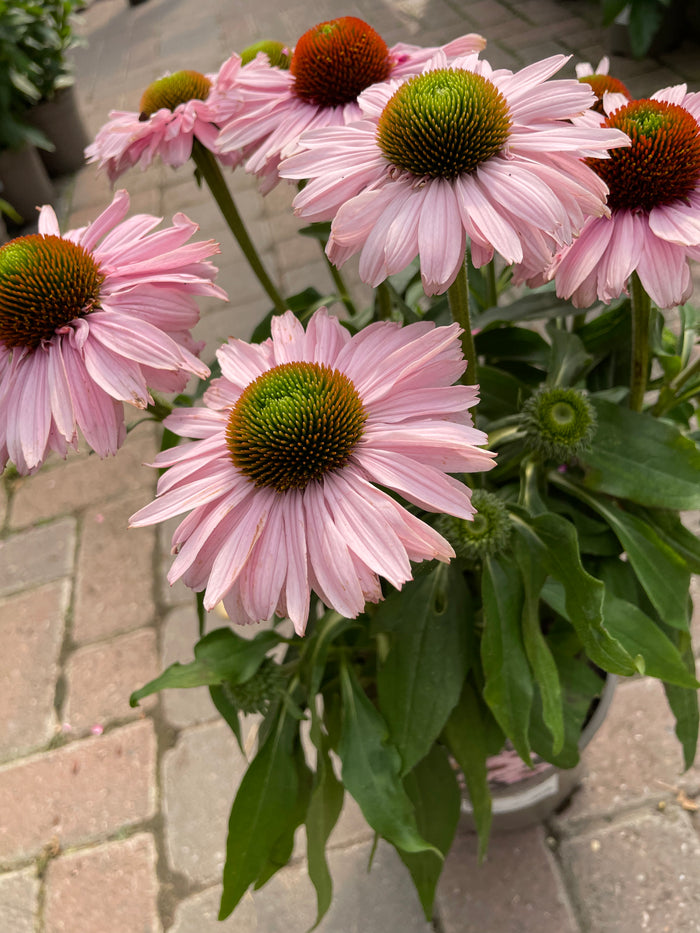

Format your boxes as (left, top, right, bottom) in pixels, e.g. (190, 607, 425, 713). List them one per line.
(521, 386, 596, 461)
(436, 489, 512, 561)
(139, 70, 212, 119)
(589, 99, 700, 212)
(290, 16, 392, 108)
(377, 69, 511, 179)
(578, 74, 631, 114)
(241, 40, 291, 69)
(226, 361, 366, 493)
(0, 235, 104, 350)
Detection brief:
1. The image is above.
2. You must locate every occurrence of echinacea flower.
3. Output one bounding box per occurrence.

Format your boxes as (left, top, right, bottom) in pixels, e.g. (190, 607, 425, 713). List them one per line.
(214, 16, 486, 191)
(280, 52, 630, 295)
(0, 190, 224, 474)
(575, 57, 631, 114)
(130, 308, 495, 634)
(553, 85, 700, 308)
(86, 57, 244, 183)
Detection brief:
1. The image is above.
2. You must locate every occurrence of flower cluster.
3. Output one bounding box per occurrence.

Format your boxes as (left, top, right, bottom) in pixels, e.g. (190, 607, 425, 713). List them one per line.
(3, 17, 700, 929)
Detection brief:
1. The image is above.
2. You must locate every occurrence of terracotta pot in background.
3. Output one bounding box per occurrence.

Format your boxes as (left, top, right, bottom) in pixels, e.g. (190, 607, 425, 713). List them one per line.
(0, 145, 54, 227)
(25, 85, 89, 178)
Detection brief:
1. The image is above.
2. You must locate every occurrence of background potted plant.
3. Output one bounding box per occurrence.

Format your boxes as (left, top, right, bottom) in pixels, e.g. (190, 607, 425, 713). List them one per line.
(15, 0, 89, 177)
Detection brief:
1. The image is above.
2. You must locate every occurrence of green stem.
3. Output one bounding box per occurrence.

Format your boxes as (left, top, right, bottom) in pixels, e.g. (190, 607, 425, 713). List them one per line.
(190, 141, 286, 314)
(484, 258, 497, 309)
(376, 280, 392, 320)
(572, 312, 587, 331)
(322, 249, 358, 317)
(447, 258, 477, 385)
(629, 271, 651, 412)
(146, 394, 174, 422)
(652, 355, 700, 417)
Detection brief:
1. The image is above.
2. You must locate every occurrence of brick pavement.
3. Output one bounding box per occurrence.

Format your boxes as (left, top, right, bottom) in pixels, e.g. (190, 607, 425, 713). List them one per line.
(1, 0, 699, 930)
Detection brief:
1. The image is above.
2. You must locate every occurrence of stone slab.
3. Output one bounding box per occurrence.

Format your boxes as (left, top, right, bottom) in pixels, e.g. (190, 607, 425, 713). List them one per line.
(0, 519, 76, 599)
(435, 825, 578, 933)
(63, 627, 159, 734)
(0, 579, 70, 761)
(44, 833, 161, 933)
(0, 720, 156, 861)
(555, 677, 698, 827)
(170, 840, 431, 933)
(0, 867, 39, 933)
(559, 809, 700, 933)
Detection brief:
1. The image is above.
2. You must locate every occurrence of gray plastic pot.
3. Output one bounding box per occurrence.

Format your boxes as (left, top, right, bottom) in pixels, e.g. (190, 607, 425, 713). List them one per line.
(25, 86, 89, 178)
(460, 674, 618, 832)
(0, 145, 54, 227)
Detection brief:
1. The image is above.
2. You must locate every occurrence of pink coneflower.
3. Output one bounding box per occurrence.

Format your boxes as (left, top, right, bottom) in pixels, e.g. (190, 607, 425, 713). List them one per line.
(575, 57, 631, 115)
(280, 53, 630, 295)
(554, 86, 700, 308)
(0, 190, 224, 474)
(214, 16, 486, 191)
(86, 59, 244, 184)
(130, 308, 495, 634)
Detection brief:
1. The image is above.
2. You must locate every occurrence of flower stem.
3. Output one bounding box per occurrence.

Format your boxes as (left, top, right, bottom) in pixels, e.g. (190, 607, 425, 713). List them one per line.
(190, 141, 287, 315)
(320, 245, 358, 317)
(376, 280, 392, 320)
(484, 258, 497, 309)
(629, 271, 651, 412)
(447, 258, 477, 385)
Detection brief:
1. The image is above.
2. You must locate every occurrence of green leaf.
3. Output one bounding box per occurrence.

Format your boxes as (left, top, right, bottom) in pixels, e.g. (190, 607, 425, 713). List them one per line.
(663, 631, 699, 770)
(208, 684, 243, 754)
(442, 681, 492, 860)
(374, 564, 471, 774)
(477, 365, 529, 420)
(305, 704, 344, 932)
(581, 399, 700, 509)
(599, 593, 698, 688)
(130, 627, 282, 706)
(514, 511, 639, 675)
(545, 325, 593, 388)
(399, 745, 462, 919)
(559, 483, 691, 631)
(254, 738, 312, 889)
(219, 704, 300, 919)
(476, 288, 576, 329)
(481, 555, 533, 764)
(338, 659, 439, 857)
(512, 529, 564, 753)
(628, 0, 664, 57)
(631, 508, 700, 574)
(601, 0, 629, 26)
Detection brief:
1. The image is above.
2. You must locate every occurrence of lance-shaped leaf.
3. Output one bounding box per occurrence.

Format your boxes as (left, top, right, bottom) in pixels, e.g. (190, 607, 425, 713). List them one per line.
(556, 481, 691, 632)
(512, 528, 564, 754)
(219, 703, 300, 919)
(338, 659, 439, 857)
(481, 555, 533, 764)
(374, 564, 471, 775)
(130, 627, 282, 706)
(514, 512, 640, 675)
(305, 703, 344, 931)
(399, 744, 462, 919)
(663, 631, 699, 771)
(443, 680, 492, 860)
(581, 399, 700, 509)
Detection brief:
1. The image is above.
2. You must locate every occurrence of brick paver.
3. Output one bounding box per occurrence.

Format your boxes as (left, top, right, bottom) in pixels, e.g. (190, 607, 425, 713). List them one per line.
(44, 833, 161, 933)
(0, 720, 156, 861)
(72, 493, 157, 644)
(1, 0, 698, 931)
(0, 867, 39, 933)
(0, 580, 70, 761)
(63, 627, 159, 733)
(0, 518, 76, 599)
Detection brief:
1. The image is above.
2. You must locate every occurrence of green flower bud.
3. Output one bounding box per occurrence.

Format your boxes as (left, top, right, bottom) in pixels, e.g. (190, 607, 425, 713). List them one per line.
(221, 658, 286, 716)
(521, 386, 596, 462)
(241, 40, 292, 69)
(436, 489, 513, 562)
